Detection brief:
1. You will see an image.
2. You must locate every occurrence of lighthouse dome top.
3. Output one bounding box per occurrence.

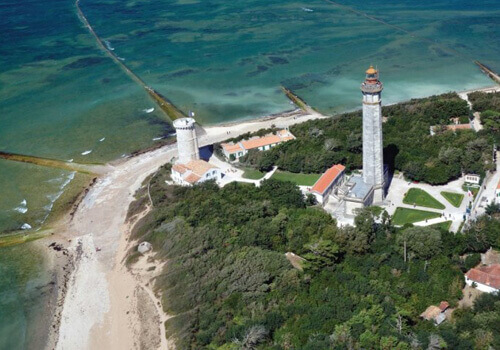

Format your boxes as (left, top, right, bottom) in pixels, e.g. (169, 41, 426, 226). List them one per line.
(173, 117, 196, 129)
(365, 65, 377, 75)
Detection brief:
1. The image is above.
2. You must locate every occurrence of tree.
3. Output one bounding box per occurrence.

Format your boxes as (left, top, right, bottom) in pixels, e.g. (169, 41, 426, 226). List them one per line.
(305, 193, 317, 206)
(233, 325, 268, 350)
(397, 227, 442, 261)
(485, 202, 500, 215)
(303, 239, 342, 271)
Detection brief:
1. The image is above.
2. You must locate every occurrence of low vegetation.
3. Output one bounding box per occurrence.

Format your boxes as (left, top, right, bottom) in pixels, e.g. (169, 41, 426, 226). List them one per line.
(270, 170, 321, 186)
(441, 191, 464, 208)
(403, 188, 445, 210)
(430, 221, 452, 231)
(392, 207, 441, 226)
(242, 168, 265, 180)
(128, 164, 500, 349)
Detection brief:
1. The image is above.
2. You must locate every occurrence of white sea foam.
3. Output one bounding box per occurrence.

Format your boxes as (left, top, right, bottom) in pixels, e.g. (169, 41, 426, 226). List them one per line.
(302, 7, 313, 12)
(14, 199, 28, 214)
(14, 206, 28, 214)
(40, 172, 76, 224)
(99, 137, 106, 142)
(104, 40, 115, 51)
(21, 223, 32, 230)
(81, 150, 92, 155)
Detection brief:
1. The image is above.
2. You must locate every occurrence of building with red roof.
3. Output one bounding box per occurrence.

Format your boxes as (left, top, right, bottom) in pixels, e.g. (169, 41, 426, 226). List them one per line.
(221, 129, 295, 160)
(309, 164, 346, 205)
(465, 264, 500, 294)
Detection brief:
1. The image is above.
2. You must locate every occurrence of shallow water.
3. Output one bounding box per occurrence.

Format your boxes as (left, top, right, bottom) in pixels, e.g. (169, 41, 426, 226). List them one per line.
(0, 243, 54, 350)
(0, 0, 499, 345)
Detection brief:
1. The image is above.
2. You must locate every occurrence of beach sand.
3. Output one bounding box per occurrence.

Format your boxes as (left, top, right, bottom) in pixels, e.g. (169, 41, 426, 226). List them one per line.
(49, 109, 324, 350)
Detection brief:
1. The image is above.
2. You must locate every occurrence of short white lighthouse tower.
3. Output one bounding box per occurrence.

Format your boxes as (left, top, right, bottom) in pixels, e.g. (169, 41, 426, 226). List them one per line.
(361, 66, 385, 203)
(173, 117, 200, 164)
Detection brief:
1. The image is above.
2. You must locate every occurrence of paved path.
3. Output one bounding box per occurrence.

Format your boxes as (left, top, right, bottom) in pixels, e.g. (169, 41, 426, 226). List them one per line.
(385, 177, 471, 231)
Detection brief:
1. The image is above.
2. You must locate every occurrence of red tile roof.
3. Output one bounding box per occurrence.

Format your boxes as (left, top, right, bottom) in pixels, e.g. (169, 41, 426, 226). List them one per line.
(439, 301, 449, 312)
(221, 143, 244, 154)
(466, 264, 500, 290)
(447, 124, 471, 131)
(311, 164, 345, 195)
(241, 135, 282, 150)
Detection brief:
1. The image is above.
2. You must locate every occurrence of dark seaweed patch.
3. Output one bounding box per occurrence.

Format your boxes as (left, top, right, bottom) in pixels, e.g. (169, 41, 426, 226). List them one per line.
(246, 65, 268, 77)
(162, 68, 198, 79)
(268, 56, 289, 65)
(63, 57, 107, 70)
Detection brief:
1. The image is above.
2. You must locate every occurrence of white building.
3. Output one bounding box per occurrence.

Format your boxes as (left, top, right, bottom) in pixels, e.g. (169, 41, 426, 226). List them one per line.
(171, 117, 222, 186)
(465, 264, 500, 294)
(173, 117, 200, 164)
(309, 164, 345, 205)
(171, 160, 222, 186)
(464, 173, 481, 185)
(221, 129, 295, 160)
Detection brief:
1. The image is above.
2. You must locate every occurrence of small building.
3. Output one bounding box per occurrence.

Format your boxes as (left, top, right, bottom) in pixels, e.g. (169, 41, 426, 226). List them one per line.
(344, 176, 375, 216)
(430, 123, 472, 136)
(171, 160, 222, 186)
(309, 164, 346, 205)
(464, 173, 481, 185)
(221, 129, 295, 160)
(420, 301, 449, 325)
(465, 264, 500, 294)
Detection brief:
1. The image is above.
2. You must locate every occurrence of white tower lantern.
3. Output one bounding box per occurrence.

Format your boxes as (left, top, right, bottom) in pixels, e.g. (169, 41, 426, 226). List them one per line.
(173, 117, 200, 164)
(361, 66, 385, 202)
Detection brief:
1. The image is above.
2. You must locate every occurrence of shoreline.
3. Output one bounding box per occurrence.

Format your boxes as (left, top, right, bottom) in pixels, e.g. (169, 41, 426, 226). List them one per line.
(44, 108, 325, 350)
(4, 83, 495, 350)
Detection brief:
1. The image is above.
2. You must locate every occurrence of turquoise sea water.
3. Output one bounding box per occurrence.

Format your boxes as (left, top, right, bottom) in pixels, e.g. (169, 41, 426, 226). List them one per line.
(0, 0, 499, 347)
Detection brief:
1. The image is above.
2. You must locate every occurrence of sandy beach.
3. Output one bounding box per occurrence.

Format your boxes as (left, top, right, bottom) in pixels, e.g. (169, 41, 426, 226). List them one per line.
(48, 108, 325, 350)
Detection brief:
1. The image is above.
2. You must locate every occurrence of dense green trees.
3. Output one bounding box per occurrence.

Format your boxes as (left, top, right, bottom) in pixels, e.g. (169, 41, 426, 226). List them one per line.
(128, 168, 500, 349)
(234, 93, 494, 184)
(468, 91, 500, 143)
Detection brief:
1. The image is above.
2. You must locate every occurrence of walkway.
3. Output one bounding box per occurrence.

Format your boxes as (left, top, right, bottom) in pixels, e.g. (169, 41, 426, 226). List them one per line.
(385, 177, 471, 232)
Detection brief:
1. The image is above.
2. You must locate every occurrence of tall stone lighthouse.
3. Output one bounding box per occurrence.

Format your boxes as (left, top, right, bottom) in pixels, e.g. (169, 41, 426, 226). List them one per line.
(361, 66, 385, 203)
(173, 117, 200, 163)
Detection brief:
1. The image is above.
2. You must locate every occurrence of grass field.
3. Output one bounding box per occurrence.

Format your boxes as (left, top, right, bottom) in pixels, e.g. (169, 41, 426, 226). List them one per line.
(462, 184, 479, 198)
(403, 188, 445, 209)
(430, 221, 452, 231)
(441, 191, 464, 208)
(242, 168, 265, 180)
(392, 207, 441, 226)
(271, 171, 321, 186)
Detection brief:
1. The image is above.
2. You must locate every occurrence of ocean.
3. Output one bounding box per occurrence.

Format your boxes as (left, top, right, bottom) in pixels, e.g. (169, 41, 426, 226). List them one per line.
(0, 0, 499, 347)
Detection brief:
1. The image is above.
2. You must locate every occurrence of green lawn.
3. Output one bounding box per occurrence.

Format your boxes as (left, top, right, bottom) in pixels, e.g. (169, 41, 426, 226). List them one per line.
(430, 221, 452, 231)
(440, 191, 464, 208)
(242, 168, 265, 180)
(271, 171, 321, 186)
(403, 188, 445, 210)
(392, 207, 441, 226)
(462, 184, 479, 198)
